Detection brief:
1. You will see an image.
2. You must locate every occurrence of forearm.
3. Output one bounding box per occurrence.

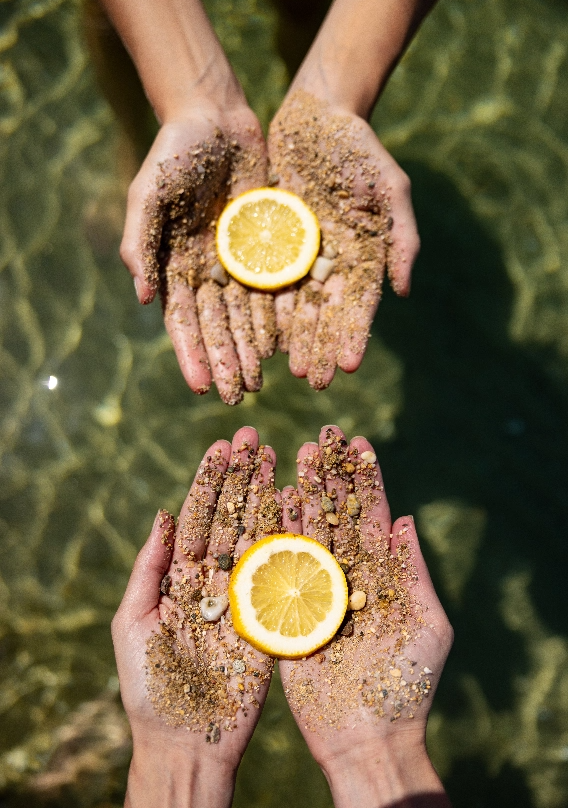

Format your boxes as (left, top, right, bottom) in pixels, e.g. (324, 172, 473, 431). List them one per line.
(125, 739, 237, 808)
(323, 734, 451, 808)
(290, 0, 437, 118)
(98, 0, 246, 122)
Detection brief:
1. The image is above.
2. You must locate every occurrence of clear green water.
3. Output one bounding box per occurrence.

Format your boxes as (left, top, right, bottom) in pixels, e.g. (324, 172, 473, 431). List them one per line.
(1, 0, 568, 806)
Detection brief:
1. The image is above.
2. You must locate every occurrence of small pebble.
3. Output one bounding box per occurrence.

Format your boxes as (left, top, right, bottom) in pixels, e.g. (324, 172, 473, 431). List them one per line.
(237, 525, 246, 536)
(226, 502, 235, 514)
(322, 243, 338, 259)
(267, 173, 280, 186)
(423, 667, 433, 674)
(390, 668, 402, 678)
(310, 256, 335, 283)
(160, 574, 172, 596)
(339, 562, 350, 575)
(218, 554, 232, 571)
(361, 451, 377, 464)
(348, 590, 367, 610)
(205, 723, 221, 744)
(288, 509, 298, 522)
(314, 653, 326, 664)
(326, 512, 339, 526)
(200, 595, 229, 622)
(232, 659, 246, 674)
(321, 495, 335, 513)
(210, 262, 229, 286)
(344, 462, 355, 474)
(340, 620, 354, 636)
(346, 493, 360, 517)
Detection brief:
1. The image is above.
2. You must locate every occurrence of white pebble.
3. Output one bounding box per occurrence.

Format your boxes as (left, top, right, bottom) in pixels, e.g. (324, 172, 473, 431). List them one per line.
(361, 451, 377, 464)
(310, 256, 335, 283)
(423, 667, 433, 675)
(210, 262, 229, 286)
(348, 591, 367, 610)
(200, 595, 229, 622)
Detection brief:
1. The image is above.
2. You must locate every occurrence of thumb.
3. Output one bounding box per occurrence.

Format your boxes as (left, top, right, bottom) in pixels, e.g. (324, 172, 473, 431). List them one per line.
(116, 509, 175, 622)
(391, 515, 443, 616)
(120, 172, 163, 305)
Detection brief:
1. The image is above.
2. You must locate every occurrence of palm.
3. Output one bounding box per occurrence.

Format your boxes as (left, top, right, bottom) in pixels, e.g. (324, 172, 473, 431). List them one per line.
(122, 110, 276, 404)
(268, 91, 419, 390)
(113, 428, 278, 767)
(279, 425, 452, 767)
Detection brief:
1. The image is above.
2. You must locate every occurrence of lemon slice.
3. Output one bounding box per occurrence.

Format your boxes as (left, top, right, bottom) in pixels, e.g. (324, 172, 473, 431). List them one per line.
(229, 533, 348, 658)
(216, 188, 320, 290)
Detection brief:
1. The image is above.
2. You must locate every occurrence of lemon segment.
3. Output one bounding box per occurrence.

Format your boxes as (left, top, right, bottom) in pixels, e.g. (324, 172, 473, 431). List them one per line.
(229, 533, 348, 658)
(216, 188, 320, 290)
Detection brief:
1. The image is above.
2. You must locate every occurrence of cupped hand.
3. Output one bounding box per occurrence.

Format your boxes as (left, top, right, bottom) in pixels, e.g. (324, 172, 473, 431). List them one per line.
(112, 427, 280, 797)
(268, 91, 420, 390)
(279, 425, 453, 777)
(121, 107, 278, 405)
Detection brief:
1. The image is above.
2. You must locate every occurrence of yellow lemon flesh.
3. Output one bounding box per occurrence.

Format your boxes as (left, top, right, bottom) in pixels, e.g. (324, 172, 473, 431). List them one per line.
(216, 188, 320, 290)
(229, 533, 348, 658)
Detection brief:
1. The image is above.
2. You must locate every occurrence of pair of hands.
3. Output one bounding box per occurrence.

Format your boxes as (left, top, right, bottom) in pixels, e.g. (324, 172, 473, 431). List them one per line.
(112, 426, 453, 808)
(122, 93, 419, 404)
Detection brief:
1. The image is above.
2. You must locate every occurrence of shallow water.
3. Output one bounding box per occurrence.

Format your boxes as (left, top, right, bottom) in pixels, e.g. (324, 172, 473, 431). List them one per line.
(1, 0, 568, 806)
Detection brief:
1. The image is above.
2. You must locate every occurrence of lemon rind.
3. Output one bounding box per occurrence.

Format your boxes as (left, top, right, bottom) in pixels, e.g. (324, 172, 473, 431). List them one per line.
(229, 532, 348, 659)
(216, 188, 321, 291)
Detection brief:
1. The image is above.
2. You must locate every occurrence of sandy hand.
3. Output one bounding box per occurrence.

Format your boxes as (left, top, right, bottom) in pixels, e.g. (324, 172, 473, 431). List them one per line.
(112, 427, 280, 769)
(268, 91, 420, 390)
(279, 425, 453, 770)
(121, 108, 277, 405)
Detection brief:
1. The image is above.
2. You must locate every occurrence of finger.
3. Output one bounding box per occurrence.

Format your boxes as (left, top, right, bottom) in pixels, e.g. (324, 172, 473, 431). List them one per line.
(197, 280, 244, 406)
(318, 425, 356, 561)
(289, 280, 322, 377)
(282, 486, 302, 533)
(250, 291, 277, 359)
(297, 441, 331, 549)
(307, 273, 345, 390)
(391, 516, 450, 633)
(223, 280, 262, 392)
(274, 287, 296, 353)
(176, 440, 231, 561)
(164, 281, 212, 394)
(351, 436, 392, 553)
(337, 260, 384, 374)
(385, 173, 420, 297)
(235, 445, 278, 557)
(205, 427, 260, 577)
(120, 178, 161, 305)
(116, 510, 175, 622)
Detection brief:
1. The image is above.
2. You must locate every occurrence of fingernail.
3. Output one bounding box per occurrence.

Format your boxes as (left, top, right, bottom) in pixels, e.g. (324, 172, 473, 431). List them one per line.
(154, 508, 173, 530)
(134, 276, 142, 301)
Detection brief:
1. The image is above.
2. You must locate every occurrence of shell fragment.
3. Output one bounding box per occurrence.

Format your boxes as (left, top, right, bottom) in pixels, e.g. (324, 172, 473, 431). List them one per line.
(211, 261, 230, 286)
(200, 594, 229, 622)
(310, 256, 335, 283)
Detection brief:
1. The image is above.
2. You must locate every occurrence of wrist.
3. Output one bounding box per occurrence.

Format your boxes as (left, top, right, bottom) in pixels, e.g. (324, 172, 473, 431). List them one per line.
(125, 735, 237, 808)
(160, 96, 259, 132)
(322, 732, 450, 808)
(289, 66, 371, 120)
(157, 67, 247, 126)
